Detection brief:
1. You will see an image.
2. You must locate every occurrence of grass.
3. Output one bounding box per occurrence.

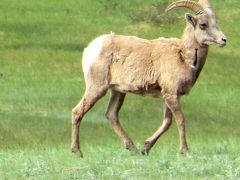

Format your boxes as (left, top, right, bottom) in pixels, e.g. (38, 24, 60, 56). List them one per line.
(1, 145, 240, 179)
(0, 0, 240, 179)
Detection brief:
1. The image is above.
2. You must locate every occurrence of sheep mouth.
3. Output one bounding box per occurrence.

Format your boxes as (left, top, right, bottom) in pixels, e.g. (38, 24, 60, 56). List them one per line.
(215, 41, 226, 47)
(203, 40, 226, 47)
(219, 42, 227, 47)
(201, 41, 213, 47)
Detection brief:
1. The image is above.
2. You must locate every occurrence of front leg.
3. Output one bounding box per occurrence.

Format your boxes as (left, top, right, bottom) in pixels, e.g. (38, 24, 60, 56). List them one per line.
(141, 103, 172, 155)
(164, 94, 189, 154)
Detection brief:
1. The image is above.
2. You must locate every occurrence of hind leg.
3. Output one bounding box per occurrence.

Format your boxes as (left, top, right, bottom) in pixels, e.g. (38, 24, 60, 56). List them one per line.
(71, 85, 108, 157)
(105, 90, 137, 152)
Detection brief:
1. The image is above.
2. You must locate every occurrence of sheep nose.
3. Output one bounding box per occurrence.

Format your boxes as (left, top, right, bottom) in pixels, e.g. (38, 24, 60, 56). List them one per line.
(222, 38, 227, 43)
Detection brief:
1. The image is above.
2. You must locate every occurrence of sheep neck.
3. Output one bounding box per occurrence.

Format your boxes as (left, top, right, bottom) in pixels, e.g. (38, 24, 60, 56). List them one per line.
(181, 25, 209, 83)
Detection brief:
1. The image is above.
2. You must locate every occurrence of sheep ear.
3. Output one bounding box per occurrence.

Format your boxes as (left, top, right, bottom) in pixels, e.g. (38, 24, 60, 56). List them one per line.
(185, 13, 197, 28)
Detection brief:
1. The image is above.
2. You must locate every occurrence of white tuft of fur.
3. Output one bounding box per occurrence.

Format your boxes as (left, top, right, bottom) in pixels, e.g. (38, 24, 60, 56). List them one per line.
(82, 35, 109, 77)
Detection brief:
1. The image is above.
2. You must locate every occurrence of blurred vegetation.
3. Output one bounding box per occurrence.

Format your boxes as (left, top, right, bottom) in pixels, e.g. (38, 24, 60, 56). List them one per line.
(130, 1, 179, 25)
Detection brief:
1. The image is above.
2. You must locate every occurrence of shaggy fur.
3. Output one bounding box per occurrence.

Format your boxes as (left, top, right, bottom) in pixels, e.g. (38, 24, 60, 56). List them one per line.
(71, 0, 227, 157)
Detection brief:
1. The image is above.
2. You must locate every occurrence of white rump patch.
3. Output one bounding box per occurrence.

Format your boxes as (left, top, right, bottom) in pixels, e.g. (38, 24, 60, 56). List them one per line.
(82, 35, 109, 77)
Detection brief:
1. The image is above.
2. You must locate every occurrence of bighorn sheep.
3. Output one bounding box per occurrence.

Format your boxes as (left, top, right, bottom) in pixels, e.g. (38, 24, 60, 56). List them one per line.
(71, 0, 227, 157)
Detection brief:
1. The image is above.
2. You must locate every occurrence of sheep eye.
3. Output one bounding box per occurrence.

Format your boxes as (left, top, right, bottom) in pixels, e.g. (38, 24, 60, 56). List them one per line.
(200, 23, 208, 30)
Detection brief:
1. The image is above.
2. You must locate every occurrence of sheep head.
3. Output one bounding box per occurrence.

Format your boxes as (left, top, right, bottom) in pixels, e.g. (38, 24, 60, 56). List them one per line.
(166, 0, 227, 47)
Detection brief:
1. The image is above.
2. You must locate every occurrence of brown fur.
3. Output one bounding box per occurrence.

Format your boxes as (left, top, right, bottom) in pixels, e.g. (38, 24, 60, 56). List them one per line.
(71, 0, 226, 157)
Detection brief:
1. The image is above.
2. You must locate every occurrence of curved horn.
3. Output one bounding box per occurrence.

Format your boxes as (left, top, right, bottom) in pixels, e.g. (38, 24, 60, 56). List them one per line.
(165, 0, 204, 15)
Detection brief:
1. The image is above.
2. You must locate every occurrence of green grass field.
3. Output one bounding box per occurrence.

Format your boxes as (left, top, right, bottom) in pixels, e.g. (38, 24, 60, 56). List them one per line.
(0, 0, 240, 179)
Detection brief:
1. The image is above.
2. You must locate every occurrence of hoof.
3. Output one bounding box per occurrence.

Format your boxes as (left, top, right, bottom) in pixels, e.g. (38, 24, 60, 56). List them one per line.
(141, 141, 152, 155)
(126, 143, 136, 151)
(71, 147, 83, 158)
(125, 143, 139, 155)
(75, 151, 83, 158)
(141, 149, 148, 155)
(180, 148, 190, 155)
